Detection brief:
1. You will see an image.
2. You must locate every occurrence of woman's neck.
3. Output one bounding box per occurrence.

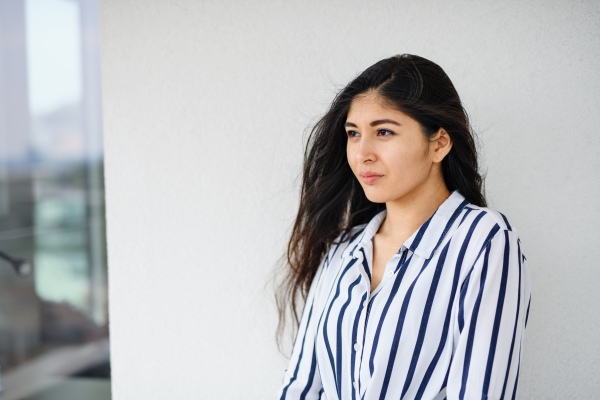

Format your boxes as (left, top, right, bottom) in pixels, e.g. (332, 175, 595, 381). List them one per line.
(377, 179, 451, 244)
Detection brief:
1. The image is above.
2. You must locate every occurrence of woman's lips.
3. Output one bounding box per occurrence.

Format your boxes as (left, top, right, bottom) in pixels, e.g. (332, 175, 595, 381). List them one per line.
(362, 175, 383, 184)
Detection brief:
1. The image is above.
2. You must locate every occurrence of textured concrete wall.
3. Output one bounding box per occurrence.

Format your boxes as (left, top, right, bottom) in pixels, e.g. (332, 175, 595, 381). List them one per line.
(98, 0, 600, 398)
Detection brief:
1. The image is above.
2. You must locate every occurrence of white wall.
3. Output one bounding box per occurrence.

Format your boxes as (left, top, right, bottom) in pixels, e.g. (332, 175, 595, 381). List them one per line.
(98, 0, 600, 398)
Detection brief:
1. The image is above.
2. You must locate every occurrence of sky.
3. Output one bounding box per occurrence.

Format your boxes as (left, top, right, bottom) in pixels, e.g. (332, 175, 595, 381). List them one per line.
(25, 0, 82, 116)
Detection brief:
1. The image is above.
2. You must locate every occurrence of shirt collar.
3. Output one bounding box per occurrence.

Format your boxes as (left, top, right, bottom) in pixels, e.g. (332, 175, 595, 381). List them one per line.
(341, 190, 469, 260)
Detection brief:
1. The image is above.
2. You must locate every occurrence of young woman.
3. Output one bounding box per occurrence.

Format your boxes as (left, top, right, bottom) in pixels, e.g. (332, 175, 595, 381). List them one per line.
(275, 54, 531, 400)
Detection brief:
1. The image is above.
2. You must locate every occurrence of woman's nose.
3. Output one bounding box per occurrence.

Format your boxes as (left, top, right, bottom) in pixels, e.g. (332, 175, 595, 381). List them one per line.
(355, 136, 375, 163)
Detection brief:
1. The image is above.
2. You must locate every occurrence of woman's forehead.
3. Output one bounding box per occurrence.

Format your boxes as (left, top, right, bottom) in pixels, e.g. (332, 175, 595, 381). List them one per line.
(347, 95, 410, 123)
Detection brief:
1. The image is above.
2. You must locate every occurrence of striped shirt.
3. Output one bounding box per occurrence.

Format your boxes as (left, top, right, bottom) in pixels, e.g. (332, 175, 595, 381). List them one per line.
(277, 189, 531, 400)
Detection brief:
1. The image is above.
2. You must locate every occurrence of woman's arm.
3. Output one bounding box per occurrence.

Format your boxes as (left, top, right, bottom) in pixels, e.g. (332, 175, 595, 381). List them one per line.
(447, 228, 531, 400)
(277, 255, 328, 400)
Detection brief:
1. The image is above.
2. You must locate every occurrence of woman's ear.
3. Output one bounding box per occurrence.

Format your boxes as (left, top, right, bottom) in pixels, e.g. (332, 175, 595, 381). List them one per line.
(432, 128, 452, 163)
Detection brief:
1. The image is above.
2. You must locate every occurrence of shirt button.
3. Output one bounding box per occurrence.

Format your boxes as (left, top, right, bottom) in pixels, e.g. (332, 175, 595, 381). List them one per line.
(353, 381, 358, 389)
(363, 300, 368, 307)
(354, 342, 361, 351)
(387, 270, 394, 277)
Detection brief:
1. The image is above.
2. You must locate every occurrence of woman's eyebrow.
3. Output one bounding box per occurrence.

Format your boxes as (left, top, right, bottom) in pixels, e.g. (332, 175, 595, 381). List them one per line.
(344, 119, 401, 128)
(371, 119, 401, 127)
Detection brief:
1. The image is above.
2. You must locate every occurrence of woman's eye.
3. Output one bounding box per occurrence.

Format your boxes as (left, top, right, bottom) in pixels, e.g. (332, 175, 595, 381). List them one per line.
(346, 129, 393, 138)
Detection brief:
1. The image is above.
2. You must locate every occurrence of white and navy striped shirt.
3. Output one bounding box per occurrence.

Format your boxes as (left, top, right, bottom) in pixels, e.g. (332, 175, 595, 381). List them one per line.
(277, 190, 531, 400)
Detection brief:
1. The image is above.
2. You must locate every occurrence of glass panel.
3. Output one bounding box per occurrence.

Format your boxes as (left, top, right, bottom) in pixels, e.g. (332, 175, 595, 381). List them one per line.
(0, 0, 109, 398)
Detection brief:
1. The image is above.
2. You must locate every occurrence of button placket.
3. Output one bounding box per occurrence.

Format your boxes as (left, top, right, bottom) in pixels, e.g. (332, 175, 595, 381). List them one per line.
(353, 290, 370, 393)
(351, 240, 377, 394)
(348, 244, 371, 384)
(356, 317, 370, 397)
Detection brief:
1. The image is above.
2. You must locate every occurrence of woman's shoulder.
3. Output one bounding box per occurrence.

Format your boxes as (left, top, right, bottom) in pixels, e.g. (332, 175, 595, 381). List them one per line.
(458, 202, 519, 237)
(454, 203, 530, 294)
(451, 202, 526, 265)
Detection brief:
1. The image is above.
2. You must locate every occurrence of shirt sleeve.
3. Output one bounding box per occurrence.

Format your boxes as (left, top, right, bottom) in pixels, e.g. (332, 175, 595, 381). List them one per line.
(447, 228, 531, 400)
(277, 253, 328, 400)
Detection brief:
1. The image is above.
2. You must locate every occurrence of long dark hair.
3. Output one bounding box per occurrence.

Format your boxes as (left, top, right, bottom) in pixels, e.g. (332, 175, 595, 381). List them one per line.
(274, 54, 487, 351)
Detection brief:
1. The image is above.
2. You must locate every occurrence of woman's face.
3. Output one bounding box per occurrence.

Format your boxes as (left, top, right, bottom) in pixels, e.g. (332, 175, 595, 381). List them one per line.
(345, 92, 450, 204)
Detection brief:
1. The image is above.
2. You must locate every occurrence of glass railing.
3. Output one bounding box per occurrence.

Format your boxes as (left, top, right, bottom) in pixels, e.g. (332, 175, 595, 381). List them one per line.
(0, 0, 110, 398)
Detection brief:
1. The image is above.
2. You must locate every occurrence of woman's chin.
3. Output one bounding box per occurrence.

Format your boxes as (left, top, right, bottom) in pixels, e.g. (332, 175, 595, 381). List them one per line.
(363, 191, 391, 204)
